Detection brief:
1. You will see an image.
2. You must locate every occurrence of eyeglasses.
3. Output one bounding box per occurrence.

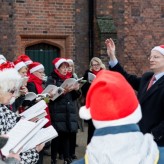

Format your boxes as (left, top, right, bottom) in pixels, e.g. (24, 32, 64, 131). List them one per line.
(8, 89, 16, 94)
(92, 64, 100, 67)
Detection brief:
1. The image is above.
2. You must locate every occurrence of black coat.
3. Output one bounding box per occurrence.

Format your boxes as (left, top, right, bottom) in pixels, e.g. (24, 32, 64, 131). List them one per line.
(110, 63, 164, 146)
(81, 70, 92, 97)
(46, 72, 81, 133)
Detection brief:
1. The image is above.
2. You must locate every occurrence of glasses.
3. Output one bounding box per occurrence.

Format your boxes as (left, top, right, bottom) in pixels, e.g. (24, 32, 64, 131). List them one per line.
(8, 89, 16, 94)
(92, 64, 100, 67)
(148, 55, 163, 60)
(59, 66, 69, 70)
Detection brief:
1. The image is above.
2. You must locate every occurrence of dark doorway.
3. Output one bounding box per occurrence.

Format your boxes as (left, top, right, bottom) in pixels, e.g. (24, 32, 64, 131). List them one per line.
(25, 43, 60, 75)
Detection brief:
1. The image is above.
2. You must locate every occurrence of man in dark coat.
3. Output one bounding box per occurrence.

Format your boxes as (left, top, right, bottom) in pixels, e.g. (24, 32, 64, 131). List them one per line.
(105, 38, 164, 146)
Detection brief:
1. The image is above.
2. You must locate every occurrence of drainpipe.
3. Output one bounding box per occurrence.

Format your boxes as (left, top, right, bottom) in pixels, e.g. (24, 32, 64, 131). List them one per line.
(88, 0, 94, 61)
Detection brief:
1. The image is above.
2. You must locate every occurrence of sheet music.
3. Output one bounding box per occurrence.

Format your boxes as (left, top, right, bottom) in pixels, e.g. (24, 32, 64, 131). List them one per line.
(60, 78, 82, 88)
(26, 110, 47, 121)
(22, 126, 58, 152)
(1, 120, 36, 156)
(20, 100, 47, 119)
(24, 92, 37, 101)
(12, 118, 49, 154)
(88, 72, 96, 83)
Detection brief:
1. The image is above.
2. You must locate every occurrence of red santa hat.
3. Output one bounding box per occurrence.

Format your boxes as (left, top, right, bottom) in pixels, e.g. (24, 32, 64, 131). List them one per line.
(151, 45, 164, 55)
(52, 57, 69, 69)
(79, 70, 142, 129)
(28, 62, 44, 73)
(14, 59, 26, 71)
(0, 61, 21, 92)
(17, 54, 33, 65)
(0, 54, 7, 64)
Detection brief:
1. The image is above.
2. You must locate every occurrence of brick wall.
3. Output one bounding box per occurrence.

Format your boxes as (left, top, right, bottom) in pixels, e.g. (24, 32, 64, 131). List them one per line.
(0, 0, 76, 61)
(0, 1, 17, 60)
(0, 0, 163, 76)
(95, 0, 164, 75)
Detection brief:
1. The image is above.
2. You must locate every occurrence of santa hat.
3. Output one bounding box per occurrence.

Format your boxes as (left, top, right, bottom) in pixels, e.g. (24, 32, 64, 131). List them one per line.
(151, 45, 164, 55)
(52, 57, 69, 69)
(0, 54, 7, 64)
(67, 59, 74, 65)
(14, 59, 26, 71)
(0, 61, 21, 92)
(28, 62, 44, 73)
(18, 54, 33, 65)
(79, 70, 142, 129)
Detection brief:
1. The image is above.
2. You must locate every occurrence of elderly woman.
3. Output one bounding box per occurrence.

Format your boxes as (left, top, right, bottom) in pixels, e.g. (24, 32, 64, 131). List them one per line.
(46, 58, 81, 164)
(81, 57, 106, 144)
(25, 62, 51, 164)
(0, 62, 43, 164)
(11, 59, 28, 113)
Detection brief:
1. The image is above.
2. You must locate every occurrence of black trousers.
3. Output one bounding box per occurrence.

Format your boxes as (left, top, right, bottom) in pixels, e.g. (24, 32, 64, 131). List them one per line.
(51, 132, 76, 162)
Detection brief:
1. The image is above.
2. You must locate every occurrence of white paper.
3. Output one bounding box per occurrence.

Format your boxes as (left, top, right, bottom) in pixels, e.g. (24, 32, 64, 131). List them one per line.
(22, 126, 58, 152)
(19, 100, 47, 120)
(24, 92, 37, 101)
(60, 77, 83, 88)
(12, 118, 48, 154)
(26, 110, 47, 121)
(1, 120, 36, 156)
(88, 72, 96, 83)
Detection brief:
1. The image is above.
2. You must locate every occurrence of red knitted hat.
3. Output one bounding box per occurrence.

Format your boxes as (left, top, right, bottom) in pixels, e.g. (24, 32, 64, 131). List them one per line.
(79, 70, 142, 129)
(151, 45, 164, 55)
(18, 54, 33, 65)
(0, 61, 15, 70)
(52, 58, 69, 69)
(14, 59, 26, 71)
(28, 62, 44, 73)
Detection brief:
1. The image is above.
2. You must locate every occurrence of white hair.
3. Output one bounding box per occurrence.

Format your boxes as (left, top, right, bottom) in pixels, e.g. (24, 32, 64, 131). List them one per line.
(0, 68, 22, 93)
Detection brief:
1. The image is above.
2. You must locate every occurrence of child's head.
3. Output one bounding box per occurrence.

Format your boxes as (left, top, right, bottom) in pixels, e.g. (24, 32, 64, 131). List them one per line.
(80, 70, 142, 129)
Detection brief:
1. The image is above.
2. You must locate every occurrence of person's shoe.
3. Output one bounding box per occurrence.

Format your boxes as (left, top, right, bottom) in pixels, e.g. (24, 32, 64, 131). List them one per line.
(63, 158, 72, 164)
(59, 154, 64, 160)
(71, 154, 77, 160)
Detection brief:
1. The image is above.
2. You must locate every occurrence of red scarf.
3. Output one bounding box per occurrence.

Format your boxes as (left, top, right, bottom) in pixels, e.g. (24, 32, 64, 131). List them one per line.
(28, 74, 43, 94)
(91, 69, 102, 75)
(28, 74, 51, 127)
(54, 69, 71, 80)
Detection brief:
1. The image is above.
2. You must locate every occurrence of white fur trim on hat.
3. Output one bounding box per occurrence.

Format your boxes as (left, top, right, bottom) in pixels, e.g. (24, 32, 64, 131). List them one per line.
(79, 106, 91, 120)
(55, 59, 68, 69)
(24, 60, 33, 65)
(0, 59, 6, 64)
(30, 64, 44, 73)
(93, 104, 142, 129)
(15, 61, 26, 71)
(152, 46, 164, 55)
(67, 59, 74, 65)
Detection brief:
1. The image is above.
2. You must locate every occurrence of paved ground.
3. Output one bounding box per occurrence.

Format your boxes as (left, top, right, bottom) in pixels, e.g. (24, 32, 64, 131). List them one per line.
(43, 124, 88, 164)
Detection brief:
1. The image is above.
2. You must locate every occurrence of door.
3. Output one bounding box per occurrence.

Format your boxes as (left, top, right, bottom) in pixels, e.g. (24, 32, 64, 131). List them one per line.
(25, 43, 60, 75)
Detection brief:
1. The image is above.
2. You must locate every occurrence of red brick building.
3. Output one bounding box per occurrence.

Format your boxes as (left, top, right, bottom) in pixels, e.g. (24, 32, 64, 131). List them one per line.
(0, 0, 163, 76)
